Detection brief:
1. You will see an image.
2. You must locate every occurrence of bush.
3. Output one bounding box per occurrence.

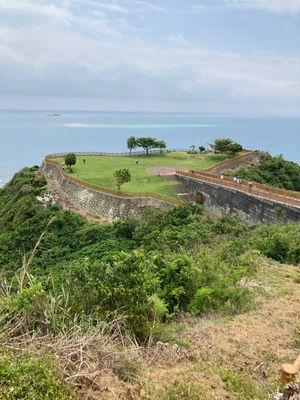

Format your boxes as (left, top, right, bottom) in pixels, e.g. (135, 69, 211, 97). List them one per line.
(238, 153, 300, 192)
(0, 351, 74, 400)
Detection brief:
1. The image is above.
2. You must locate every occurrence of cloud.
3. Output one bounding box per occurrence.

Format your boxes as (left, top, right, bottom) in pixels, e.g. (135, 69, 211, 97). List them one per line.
(0, 0, 72, 23)
(0, 0, 299, 113)
(223, 0, 300, 14)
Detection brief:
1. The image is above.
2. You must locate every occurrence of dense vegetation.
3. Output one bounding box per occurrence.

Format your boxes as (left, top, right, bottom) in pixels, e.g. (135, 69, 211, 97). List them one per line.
(0, 167, 299, 397)
(238, 153, 300, 192)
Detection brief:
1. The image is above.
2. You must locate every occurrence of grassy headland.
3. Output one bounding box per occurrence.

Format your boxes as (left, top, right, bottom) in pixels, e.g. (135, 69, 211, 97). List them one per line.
(52, 152, 228, 198)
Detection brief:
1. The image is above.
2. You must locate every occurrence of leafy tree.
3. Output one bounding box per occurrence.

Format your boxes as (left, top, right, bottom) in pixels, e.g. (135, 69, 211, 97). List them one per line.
(157, 140, 167, 153)
(127, 136, 137, 155)
(63, 153, 76, 172)
(210, 138, 233, 154)
(113, 169, 131, 191)
(227, 142, 243, 156)
(198, 146, 205, 153)
(136, 137, 166, 155)
(210, 138, 243, 155)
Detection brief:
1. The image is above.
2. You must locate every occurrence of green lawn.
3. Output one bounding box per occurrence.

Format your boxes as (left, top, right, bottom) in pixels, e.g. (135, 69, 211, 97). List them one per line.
(53, 152, 228, 199)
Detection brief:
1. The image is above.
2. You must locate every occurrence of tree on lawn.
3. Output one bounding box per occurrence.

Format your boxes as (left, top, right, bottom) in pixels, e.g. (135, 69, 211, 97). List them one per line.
(198, 146, 205, 153)
(227, 142, 243, 156)
(127, 136, 137, 155)
(210, 138, 243, 155)
(157, 140, 167, 153)
(64, 153, 76, 172)
(113, 169, 131, 191)
(136, 137, 166, 155)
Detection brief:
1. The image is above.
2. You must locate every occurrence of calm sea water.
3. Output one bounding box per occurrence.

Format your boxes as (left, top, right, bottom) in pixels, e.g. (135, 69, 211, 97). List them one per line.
(1, 110, 299, 185)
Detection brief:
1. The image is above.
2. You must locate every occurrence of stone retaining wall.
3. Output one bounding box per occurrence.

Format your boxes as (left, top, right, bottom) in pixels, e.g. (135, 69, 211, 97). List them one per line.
(207, 152, 261, 175)
(41, 161, 175, 220)
(177, 175, 300, 224)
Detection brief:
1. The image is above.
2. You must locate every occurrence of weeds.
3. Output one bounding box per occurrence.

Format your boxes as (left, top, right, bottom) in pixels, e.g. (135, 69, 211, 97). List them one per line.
(220, 369, 266, 399)
(142, 380, 210, 400)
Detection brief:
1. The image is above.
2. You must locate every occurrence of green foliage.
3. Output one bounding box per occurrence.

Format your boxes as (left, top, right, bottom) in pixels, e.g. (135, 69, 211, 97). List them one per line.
(63, 153, 76, 172)
(227, 142, 243, 155)
(238, 153, 300, 192)
(249, 224, 300, 264)
(0, 167, 299, 343)
(127, 136, 137, 154)
(143, 380, 210, 400)
(113, 168, 131, 190)
(210, 138, 243, 155)
(220, 369, 265, 399)
(136, 137, 167, 155)
(0, 351, 74, 400)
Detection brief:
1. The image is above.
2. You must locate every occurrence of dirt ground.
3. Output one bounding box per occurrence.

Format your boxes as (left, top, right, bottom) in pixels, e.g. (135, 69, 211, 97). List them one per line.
(147, 166, 188, 176)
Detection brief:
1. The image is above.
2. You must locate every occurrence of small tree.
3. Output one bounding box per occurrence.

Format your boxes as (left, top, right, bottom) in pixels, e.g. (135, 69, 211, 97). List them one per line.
(64, 153, 76, 172)
(210, 138, 243, 155)
(157, 140, 167, 153)
(136, 137, 163, 155)
(127, 136, 137, 155)
(227, 142, 243, 156)
(199, 146, 205, 153)
(113, 169, 131, 191)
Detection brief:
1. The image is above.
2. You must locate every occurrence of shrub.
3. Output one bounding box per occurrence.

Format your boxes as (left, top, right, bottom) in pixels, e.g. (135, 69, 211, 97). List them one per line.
(0, 351, 74, 400)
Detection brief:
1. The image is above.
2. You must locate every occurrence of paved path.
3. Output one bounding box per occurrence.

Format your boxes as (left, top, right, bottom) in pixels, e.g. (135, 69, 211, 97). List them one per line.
(147, 166, 188, 176)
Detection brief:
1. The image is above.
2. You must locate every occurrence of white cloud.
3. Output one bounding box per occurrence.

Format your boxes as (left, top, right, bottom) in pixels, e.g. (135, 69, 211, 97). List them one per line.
(0, 0, 299, 113)
(224, 0, 300, 14)
(0, 0, 72, 23)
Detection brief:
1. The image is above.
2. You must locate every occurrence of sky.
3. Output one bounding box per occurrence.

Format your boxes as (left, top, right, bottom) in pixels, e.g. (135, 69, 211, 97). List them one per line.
(0, 0, 300, 114)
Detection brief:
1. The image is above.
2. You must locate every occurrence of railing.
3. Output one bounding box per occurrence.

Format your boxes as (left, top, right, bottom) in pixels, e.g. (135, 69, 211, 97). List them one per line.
(177, 170, 300, 209)
(190, 169, 300, 201)
(204, 151, 255, 173)
(44, 150, 300, 209)
(46, 148, 189, 159)
(43, 158, 183, 206)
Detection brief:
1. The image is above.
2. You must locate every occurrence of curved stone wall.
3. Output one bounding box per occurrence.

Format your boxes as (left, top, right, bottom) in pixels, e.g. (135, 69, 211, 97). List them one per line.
(206, 152, 261, 175)
(176, 174, 300, 224)
(40, 160, 176, 220)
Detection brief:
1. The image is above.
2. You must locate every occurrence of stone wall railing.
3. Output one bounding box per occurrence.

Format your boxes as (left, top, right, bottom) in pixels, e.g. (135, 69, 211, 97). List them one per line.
(187, 169, 300, 202)
(176, 174, 300, 224)
(177, 170, 300, 209)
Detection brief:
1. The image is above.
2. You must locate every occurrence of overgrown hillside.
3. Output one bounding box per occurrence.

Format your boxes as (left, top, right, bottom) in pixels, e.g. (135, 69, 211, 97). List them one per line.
(0, 167, 299, 399)
(237, 153, 300, 192)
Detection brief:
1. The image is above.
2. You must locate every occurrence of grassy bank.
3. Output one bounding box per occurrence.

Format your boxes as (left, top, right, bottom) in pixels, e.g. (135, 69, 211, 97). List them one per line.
(53, 152, 228, 198)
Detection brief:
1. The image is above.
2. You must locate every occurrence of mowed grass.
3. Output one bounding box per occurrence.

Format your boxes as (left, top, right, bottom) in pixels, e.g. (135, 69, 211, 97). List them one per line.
(53, 152, 228, 199)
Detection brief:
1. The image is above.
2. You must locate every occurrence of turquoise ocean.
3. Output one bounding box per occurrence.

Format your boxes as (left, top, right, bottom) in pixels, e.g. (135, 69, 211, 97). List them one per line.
(1, 110, 299, 185)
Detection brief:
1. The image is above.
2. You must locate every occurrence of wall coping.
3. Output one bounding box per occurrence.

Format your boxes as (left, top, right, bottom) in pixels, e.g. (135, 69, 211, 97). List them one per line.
(204, 151, 255, 173)
(177, 170, 300, 209)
